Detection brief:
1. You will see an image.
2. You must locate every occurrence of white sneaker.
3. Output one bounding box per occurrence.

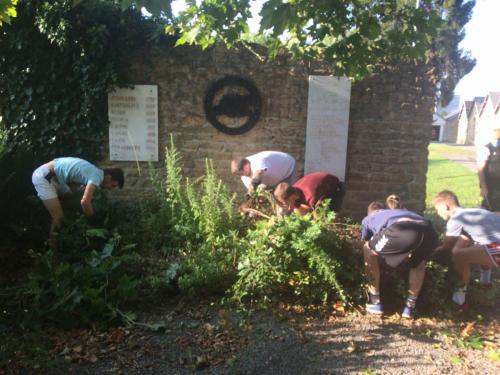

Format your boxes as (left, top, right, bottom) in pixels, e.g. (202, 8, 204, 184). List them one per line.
(452, 287, 467, 306)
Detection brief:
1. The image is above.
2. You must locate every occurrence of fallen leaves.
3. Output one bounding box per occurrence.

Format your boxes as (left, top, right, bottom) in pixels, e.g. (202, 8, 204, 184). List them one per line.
(107, 327, 127, 345)
(52, 329, 101, 364)
(460, 321, 475, 337)
(7, 299, 500, 374)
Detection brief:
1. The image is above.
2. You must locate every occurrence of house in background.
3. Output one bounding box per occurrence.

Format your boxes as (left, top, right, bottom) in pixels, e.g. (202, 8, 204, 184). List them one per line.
(475, 92, 500, 146)
(432, 95, 460, 142)
(441, 111, 460, 142)
(431, 113, 445, 141)
(456, 96, 484, 145)
(434, 92, 500, 146)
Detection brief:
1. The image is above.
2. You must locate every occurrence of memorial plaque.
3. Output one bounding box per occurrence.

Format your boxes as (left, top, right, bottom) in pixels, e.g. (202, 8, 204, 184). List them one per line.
(305, 76, 351, 181)
(108, 85, 158, 161)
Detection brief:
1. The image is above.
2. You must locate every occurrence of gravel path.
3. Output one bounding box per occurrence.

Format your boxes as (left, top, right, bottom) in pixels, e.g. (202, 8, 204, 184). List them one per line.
(231, 310, 500, 375)
(49, 300, 500, 375)
(435, 142, 478, 173)
(440, 153, 477, 173)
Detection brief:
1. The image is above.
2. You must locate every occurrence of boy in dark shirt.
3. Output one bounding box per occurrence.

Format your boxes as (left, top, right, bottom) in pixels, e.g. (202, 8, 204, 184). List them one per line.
(361, 202, 438, 318)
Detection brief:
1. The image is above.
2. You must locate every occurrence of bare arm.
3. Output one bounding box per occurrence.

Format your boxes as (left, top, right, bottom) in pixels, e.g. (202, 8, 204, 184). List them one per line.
(294, 204, 312, 216)
(81, 183, 97, 217)
(251, 168, 265, 179)
(247, 169, 266, 194)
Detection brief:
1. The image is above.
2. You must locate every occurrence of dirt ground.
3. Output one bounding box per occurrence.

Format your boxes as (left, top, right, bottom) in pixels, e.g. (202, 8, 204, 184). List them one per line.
(32, 296, 499, 375)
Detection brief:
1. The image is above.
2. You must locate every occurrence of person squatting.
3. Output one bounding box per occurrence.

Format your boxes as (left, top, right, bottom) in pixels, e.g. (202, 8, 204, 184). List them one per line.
(232, 150, 498, 317)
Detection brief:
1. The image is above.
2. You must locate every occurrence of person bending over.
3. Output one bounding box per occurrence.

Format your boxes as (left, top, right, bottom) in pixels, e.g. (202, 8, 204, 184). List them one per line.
(361, 201, 438, 318)
(32, 157, 124, 243)
(231, 151, 296, 195)
(273, 171, 343, 216)
(432, 190, 500, 306)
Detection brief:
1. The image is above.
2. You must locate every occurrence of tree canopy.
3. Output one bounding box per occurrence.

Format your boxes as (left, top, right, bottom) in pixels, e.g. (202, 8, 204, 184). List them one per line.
(0, 0, 164, 160)
(168, 0, 475, 103)
(1, 1, 474, 98)
(0, 0, 475, 159)
(0, 0, 17, 26)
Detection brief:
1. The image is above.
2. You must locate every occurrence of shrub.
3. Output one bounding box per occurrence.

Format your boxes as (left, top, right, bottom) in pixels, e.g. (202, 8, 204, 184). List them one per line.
(0, 216, 140, 329)
(106, 199, 172, 256)
(231, 209, 364, 308)
(0, 144, 48, 282)
(149, 137, 243, 295)
(0, 145, 41, 231)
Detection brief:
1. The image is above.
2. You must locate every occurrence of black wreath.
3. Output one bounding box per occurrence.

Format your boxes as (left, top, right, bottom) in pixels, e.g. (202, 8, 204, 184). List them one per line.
(204, 76, 262, 135)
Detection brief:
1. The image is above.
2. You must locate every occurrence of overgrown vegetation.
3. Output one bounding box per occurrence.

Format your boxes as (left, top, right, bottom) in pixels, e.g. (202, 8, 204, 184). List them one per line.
(0, 138, 366, 332)
(154, 138, 244, 295)
(0, 216, 141, 330)
(0, 0, 167, 277)
(2, 140, 498, 333)
(0, 0, 165, 160)
(232, 209, 364, 308)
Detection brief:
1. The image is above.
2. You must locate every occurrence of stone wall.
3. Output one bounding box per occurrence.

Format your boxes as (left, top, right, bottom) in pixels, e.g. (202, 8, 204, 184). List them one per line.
(103, 43, 436, 221)
(344, 64, 436, 218)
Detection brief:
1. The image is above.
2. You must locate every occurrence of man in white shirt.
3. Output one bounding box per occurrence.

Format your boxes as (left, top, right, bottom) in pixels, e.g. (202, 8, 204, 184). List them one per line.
(231, 151, 297, 194)
(432, 190, 500, 306)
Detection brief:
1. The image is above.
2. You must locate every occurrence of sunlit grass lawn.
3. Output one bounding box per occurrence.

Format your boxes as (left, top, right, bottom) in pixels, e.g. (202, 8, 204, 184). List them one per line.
(426, 144, 500, 301)
(426, 143, 481, 214)
(427, 142, 476, 158)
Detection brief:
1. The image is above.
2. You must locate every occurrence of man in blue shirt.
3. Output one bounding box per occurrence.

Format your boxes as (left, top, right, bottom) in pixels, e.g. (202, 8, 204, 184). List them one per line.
(32, 157, 124, 243)
(361, 201, 438, 318)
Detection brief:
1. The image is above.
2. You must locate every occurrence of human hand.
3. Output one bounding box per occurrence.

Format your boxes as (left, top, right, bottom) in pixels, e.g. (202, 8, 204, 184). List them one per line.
(81, 200, 94, 217)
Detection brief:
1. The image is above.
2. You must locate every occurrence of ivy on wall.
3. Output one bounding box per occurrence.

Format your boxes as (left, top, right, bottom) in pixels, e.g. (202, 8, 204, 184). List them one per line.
(0, 0, 165, 162)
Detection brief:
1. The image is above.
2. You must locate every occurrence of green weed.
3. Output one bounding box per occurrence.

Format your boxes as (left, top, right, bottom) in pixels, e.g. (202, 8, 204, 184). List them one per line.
(231, 210, 364, 308)
(0, 217, 140, 329)
(151, 136, 243, 295)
